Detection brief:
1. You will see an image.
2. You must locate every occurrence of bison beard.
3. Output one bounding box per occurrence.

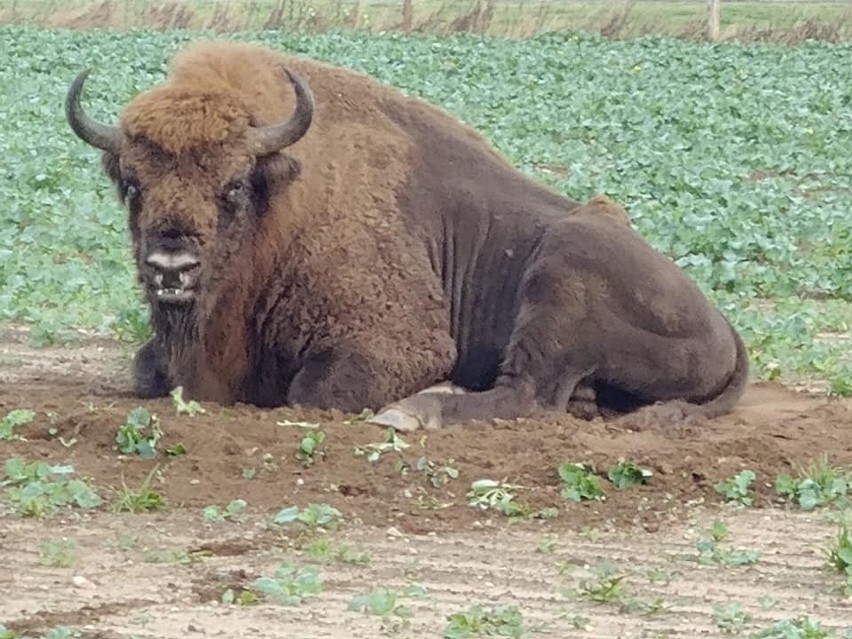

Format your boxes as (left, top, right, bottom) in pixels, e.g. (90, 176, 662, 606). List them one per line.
(64, 41, 749, 431)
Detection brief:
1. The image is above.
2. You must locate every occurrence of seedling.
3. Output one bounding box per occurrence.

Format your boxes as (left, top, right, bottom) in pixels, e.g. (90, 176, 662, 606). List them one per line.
(711, 518, 729, 542)
(296, 429, 326, 467)
(203, 499, 247, 523)
(714, 469, 756, 506)
(249, 563, 322, 606)
(467, 479, 523, 515)
(415, 456, 459, 488)
(608, 461, 653, 488)
(712, 603, 751, 634)
(354, 428, 410, 463)
(115, 407, 162, 458)
(752, 617, 833, 639)
(272, 503, 343, 531)
(221, 589, 259, 606)
(696, 538, 760, 566)
(573, 563, 628, 604)
(166, 443, 187, 456)
(39, 538, 78, 567)
(350, 584, 428, 632)
(0, 408, 35, 440)
(110, 466, 165, 513)
(776, 455, 850, 511)
(1, 458, 101, 517)
(444, 604, 524, 639)
(170, 386, 206, 416)
(557, 462, 605, 502)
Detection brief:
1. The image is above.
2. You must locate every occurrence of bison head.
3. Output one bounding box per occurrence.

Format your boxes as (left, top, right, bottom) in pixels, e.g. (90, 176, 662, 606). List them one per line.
(64, 68, 313, 310)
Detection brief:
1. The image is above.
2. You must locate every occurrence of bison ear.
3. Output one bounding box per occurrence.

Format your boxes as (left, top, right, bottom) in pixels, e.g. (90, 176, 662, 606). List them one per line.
(250, 153, 302, 214)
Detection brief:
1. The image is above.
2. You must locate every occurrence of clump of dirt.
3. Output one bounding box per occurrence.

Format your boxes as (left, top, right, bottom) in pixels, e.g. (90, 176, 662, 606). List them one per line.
(1, 336, 850, 534)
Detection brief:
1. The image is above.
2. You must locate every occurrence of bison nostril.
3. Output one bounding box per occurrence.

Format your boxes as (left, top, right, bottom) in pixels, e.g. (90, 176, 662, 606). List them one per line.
(145, 251, 200, 273)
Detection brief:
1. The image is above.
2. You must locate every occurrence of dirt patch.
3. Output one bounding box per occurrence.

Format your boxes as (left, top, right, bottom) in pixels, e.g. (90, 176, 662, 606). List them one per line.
(2, 510, 851, 637)
(1, 333, 851, 636)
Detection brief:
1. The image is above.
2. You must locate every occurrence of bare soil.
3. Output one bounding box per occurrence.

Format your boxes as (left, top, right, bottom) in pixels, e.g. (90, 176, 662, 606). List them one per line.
(1, 330, 851, 637)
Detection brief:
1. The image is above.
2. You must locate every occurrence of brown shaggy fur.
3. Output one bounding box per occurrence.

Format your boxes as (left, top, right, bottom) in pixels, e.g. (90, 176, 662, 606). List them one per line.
(68, 40, 748, 426)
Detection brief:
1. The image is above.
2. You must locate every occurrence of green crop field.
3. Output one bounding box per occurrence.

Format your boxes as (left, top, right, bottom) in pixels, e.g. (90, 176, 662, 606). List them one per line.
(0, 25, 850, 392)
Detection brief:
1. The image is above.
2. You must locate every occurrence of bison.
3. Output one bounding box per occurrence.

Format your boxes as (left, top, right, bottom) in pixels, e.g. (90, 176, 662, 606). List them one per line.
(64, 40, 748, 431)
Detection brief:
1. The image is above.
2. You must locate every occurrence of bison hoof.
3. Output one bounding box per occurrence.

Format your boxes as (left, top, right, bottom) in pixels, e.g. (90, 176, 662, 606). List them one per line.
(368, 395, 444, 432)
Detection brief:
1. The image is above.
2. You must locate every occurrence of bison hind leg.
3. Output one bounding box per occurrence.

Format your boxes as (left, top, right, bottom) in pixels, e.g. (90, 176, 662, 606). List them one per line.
(133, 339, 171, 398)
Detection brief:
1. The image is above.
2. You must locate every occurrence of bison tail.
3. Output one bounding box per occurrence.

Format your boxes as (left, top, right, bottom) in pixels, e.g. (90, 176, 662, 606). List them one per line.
(689, 316, 750, 419)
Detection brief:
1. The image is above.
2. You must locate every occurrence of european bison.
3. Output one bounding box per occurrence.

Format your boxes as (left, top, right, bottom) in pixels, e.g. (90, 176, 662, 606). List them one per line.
(64, 40, 748, 431)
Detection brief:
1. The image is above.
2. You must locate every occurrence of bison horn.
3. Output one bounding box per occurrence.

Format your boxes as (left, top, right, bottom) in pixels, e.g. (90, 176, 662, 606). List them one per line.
(248, 69, 314, 156)
(64, 68, 123, 155)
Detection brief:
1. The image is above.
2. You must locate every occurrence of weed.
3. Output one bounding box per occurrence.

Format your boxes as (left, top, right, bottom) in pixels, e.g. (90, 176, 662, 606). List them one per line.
(1, 458, 101, 517)
(444, 604, 524, 639)
(304, 537, 370, 565)
(752, 617, 834, 638)
(0, 408, 35, 440)
(569, 614, 591, 630)
(142, 548, 211, 564)
(536, 538, 558, 554)
(272, 503, 343, 531)
(354, 428, 410, 463)
(170, 386, 206, 416)
(110, 466, 165, 513)
(344, 408, 376, 423)
(203, 498, 247, 523)
(713, 603, 751, 634)
(115, 407, 162, 458)
(608, 461, 653, 488)
(776, 456, 850, 511)
(0, 627, 82, 639)
(714, 470, 756, 506)
(824, 523, 852, 595)
(249, 563, 322, 606)
(558, 463, 605, 502)
(39, 538, 78, 567)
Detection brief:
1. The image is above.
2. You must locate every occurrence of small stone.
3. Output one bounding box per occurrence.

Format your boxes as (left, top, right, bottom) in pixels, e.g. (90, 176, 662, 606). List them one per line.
(71, 575, 95, 589)
(386, 526, 404, 538)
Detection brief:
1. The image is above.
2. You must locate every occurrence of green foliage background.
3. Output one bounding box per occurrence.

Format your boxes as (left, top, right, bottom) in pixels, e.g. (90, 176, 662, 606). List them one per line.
(0, 26, 849, 389)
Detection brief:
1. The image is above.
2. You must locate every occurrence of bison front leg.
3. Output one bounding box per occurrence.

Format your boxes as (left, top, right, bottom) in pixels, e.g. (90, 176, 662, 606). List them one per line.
(368, 379, 541, 432)
(286, 347, 455, 415)
(132, 339, 171, 398)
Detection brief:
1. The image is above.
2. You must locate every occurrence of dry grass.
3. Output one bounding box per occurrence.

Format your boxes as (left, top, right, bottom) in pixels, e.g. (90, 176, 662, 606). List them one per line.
(0, 0, 851, 43)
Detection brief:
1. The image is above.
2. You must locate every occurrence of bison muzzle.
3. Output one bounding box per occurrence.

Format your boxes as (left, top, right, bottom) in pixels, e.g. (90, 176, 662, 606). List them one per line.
(64, 40, 749, 431)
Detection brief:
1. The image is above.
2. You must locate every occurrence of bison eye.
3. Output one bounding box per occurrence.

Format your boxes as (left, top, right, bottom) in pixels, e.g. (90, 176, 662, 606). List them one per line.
(224, 181, 249, 205)
(121, 179, 140, 204)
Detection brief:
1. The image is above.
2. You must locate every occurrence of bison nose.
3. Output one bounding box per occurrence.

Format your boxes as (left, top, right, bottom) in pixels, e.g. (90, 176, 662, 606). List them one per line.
(144, 251, 200, 289)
